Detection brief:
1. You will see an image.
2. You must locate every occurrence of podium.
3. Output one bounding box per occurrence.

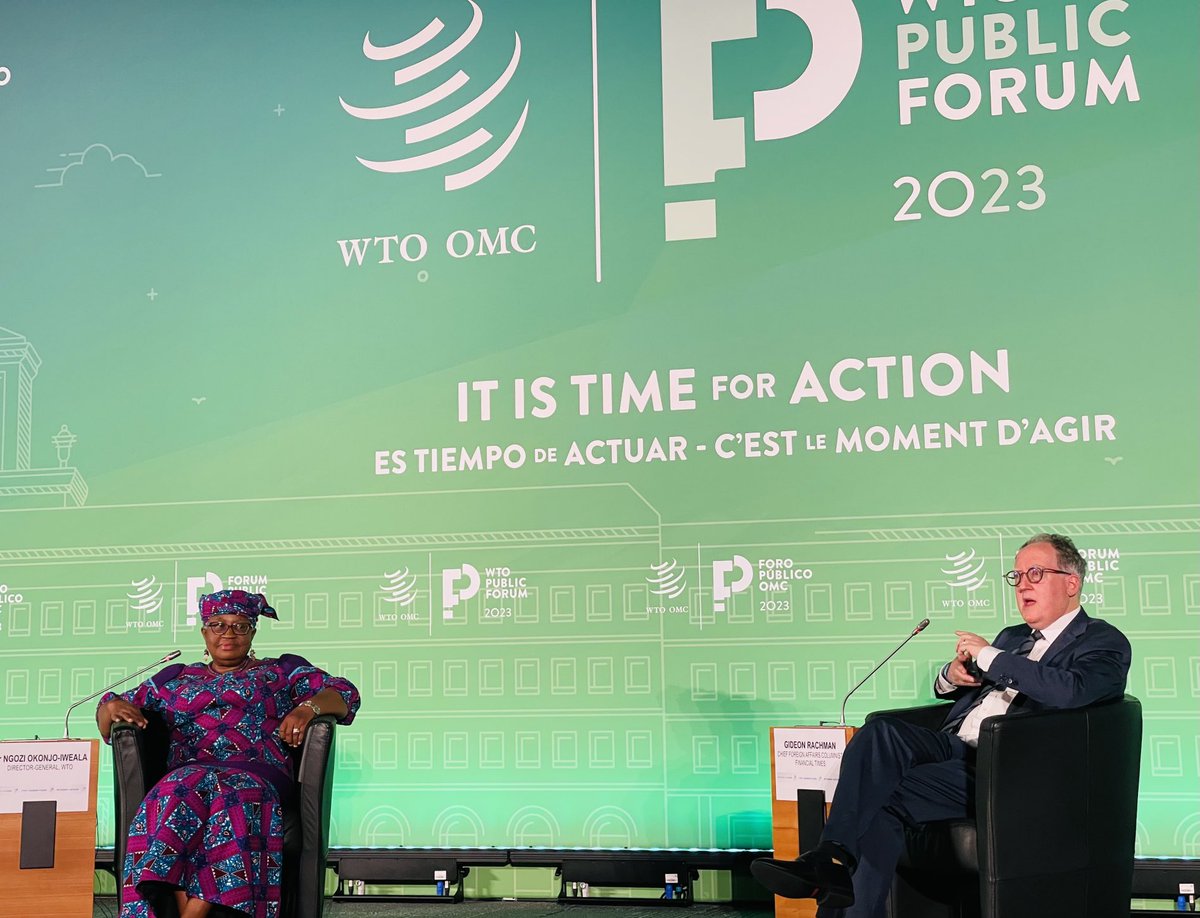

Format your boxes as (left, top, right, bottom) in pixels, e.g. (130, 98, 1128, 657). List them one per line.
(0, 738, 99, 918)
(769, 725, 856, 918)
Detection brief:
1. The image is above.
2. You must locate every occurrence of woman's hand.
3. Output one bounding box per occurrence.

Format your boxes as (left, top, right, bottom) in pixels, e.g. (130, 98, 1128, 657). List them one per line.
(106, 699, 147, 727)
(97, 699, 147, 741)
(278, 703, 317, 748)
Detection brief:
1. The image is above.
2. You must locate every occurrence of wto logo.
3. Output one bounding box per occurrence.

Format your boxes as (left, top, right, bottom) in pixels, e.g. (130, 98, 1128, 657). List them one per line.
(339, 1, 529, 190)
(127, 576, 164, 616)
(441, 563, 480, 619)
(646, 559, 687, 601)
(381, 567, 420, 607)
(712, 555, 753, 612)
(660, 0, 861, 241)
(942, 549, 988, 593)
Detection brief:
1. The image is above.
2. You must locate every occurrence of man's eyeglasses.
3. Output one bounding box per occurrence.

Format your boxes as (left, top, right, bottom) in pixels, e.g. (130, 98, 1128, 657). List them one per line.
(203, 620, 255, 636)
(1003, 566, 1074, 587)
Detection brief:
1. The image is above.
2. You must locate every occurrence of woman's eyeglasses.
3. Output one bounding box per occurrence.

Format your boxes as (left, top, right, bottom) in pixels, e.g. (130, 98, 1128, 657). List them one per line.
(203, 620, 255, 635)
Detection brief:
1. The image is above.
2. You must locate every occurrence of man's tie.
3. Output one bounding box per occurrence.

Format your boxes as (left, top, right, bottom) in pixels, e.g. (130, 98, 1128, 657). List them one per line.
(943, 628, 1043, 732)
(1010, 629, 1042, 659)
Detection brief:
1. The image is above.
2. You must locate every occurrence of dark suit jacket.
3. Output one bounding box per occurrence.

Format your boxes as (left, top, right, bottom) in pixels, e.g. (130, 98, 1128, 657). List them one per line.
(937, 608, 1131, 728)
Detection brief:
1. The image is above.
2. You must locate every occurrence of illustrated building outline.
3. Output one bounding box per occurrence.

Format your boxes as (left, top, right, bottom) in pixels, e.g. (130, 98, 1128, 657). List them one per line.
(0, 327, 87, 507)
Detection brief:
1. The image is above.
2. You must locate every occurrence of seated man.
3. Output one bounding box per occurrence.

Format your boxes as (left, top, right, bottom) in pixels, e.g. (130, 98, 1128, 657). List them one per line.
(751, 533, 1132, 917)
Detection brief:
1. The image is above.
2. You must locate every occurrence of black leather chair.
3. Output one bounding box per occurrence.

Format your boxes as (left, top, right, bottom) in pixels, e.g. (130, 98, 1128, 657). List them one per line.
(111, 712, 338, 918)
(866, 695, 1142, 918)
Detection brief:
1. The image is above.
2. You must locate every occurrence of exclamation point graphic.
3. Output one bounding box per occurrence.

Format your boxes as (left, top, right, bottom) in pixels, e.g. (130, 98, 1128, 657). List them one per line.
(660, 0, 755, 242)
(659, 0, 862, 242)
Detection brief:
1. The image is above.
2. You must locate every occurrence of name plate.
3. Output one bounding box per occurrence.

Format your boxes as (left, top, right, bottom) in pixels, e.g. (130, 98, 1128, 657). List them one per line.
(0, 741, 92, 814)
(773, 727, 846, 803)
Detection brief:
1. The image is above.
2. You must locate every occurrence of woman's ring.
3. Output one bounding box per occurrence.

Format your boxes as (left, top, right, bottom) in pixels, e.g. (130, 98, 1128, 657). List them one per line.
(292, 727, 300, 733)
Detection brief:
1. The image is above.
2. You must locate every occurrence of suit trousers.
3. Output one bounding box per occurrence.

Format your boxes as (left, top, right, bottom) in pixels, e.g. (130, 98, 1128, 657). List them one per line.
(816, 716, 974, 918)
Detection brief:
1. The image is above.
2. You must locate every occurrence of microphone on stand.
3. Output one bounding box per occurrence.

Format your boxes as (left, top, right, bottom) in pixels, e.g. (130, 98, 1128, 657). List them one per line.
(64, 649, 181, 738)
(839, 619, 930, 727)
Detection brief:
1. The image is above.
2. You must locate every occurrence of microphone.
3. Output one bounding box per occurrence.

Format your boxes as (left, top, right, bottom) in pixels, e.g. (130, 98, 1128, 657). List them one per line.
(64, 649, 181, 738)
(839, 619, 930, 727)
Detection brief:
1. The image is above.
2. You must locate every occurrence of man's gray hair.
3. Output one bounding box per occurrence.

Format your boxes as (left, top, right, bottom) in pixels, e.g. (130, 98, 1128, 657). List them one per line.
(1019, 532, 1087, 581)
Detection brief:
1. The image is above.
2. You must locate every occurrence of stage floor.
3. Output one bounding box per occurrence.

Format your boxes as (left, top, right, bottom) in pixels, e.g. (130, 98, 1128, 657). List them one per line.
(91, 900, 775, 918)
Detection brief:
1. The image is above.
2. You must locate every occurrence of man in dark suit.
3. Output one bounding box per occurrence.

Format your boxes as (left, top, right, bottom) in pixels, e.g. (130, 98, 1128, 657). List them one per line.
(751, 533, 1132, 917)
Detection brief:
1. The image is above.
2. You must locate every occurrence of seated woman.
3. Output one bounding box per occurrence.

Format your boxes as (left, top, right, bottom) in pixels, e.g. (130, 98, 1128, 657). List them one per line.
(97, 590, 361, 918)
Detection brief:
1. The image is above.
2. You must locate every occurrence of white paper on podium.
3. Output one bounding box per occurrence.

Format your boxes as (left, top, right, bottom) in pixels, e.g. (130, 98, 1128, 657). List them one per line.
(774, 727, 846, 803)
(0, 741, 92, 813)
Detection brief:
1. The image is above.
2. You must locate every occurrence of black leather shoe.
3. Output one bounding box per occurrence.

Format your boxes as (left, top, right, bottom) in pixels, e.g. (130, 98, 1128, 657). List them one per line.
(750, 849, 855, 908)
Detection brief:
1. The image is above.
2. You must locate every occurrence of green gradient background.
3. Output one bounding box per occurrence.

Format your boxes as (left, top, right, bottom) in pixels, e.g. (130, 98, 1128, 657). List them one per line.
(0, 1, 1197, 856)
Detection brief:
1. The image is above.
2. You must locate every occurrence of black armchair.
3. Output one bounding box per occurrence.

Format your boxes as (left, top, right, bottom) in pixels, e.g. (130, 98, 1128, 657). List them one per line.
(867, 695, 1142, 918)
(111, 712, 338, 918)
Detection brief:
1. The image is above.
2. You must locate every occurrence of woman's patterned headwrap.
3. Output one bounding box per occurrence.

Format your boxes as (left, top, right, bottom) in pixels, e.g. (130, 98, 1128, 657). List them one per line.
(199, 589, 278, 626)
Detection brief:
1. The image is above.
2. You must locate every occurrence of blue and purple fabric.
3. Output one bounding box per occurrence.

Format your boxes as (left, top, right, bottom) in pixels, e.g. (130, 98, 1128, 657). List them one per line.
(100, 654, 359, 918)
(199, 589, 278, 626)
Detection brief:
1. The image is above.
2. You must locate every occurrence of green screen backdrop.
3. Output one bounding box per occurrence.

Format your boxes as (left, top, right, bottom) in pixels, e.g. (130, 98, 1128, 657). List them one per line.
(0, 0, 1197, 857)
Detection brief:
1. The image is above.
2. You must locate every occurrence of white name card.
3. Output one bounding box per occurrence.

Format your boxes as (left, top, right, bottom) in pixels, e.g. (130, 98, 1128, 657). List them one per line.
(0, 741, 92, 814)
(774, 727, 847, 803)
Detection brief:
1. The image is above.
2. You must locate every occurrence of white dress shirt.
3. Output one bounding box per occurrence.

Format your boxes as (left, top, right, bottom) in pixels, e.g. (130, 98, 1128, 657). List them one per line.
(936, 608, 1081, 746)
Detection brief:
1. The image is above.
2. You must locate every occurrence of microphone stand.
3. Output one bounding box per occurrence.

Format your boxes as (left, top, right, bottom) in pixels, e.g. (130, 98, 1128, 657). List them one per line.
(64, 650, 181, 738)
(839, 620, 930, 727)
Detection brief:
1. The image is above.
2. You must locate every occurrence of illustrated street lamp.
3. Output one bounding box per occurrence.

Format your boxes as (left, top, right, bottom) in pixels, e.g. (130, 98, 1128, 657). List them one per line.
(52, 424, 77, 468)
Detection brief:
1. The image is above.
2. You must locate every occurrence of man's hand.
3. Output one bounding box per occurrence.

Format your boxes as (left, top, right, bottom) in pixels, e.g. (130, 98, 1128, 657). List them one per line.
(955, 630, 989, 659)
(945, 655, 982, 687)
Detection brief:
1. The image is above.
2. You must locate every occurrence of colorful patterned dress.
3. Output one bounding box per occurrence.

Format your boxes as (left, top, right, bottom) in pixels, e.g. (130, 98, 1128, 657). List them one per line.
(100, 654, 360, 918)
